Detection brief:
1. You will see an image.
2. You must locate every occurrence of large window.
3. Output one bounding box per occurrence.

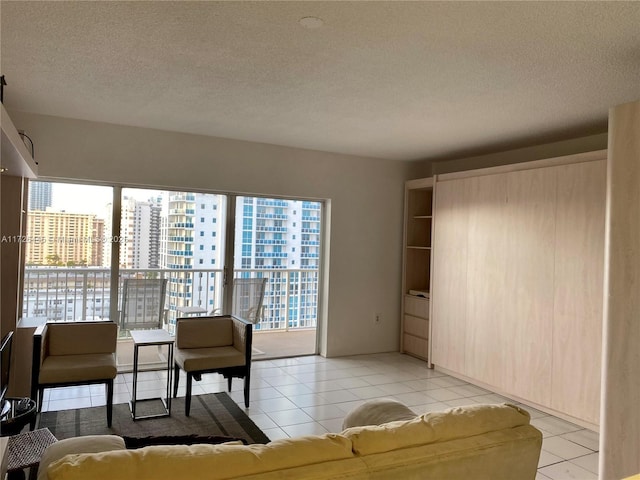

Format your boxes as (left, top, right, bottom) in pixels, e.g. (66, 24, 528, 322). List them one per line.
(23, 183, 323, 353)
(23, 182, 113, 321)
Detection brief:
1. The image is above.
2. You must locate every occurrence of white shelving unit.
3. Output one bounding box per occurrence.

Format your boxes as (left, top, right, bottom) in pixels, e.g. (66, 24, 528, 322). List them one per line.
(400, 177, 433, 362)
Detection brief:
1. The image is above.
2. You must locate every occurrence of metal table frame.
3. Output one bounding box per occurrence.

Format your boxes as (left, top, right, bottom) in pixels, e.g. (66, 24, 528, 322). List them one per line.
(129, 329, 174, 420)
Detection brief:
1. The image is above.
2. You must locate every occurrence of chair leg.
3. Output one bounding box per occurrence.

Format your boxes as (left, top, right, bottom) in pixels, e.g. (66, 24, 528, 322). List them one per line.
(244, 373, 250, 408)
(173, 364, 180, 398)
(227, 376, 232, 392)
(106, 380, 114, 428)
(185, 373, 193, 417)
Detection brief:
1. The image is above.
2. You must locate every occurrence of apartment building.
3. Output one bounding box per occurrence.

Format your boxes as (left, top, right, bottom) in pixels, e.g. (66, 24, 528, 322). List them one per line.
(25, 210, 104, 267)
(120, 196, 162, 269)
(235, 197, 321, 329)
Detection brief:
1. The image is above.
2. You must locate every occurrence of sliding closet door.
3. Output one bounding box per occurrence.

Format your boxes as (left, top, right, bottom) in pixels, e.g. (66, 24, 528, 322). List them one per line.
(551, 159, 606, 424)
(431, 177, 470, 373)
(463, 174, 509, 387)
(501, 167, 556, 405)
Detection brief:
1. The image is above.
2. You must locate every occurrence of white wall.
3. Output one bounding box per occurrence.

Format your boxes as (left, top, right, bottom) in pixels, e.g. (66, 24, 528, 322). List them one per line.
(10, 111, 411, 357)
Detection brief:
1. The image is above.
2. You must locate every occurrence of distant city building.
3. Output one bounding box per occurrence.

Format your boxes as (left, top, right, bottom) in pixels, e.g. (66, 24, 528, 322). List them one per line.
(25, 209, 104, 266)
(120, 196, 162, 269)
(160, 192, 224, 324)
(234, 198, 320, 328)
(28, 181, 52, 211)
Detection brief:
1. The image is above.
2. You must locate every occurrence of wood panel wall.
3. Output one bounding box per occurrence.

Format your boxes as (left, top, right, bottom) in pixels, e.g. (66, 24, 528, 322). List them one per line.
(431, 154, 605, 425)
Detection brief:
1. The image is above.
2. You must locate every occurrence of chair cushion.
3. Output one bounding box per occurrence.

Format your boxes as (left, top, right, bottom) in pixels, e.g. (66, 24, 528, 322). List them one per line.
(47, 322, 117, 356)
(39, 353, 117, 384)
(176, 318, 233, 349)
(175, 346, 245, 372)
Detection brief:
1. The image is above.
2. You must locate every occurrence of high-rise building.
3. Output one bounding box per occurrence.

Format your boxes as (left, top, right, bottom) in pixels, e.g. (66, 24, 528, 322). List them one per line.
(234, 198, 321, 329)
(25, 210, 104, 266)
(28, 181, 52, 211)
(119, 196, 162, 269)
(160, 192, 224, 325)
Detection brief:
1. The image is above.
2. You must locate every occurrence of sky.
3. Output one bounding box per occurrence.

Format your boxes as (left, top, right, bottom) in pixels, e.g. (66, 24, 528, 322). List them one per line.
(50, 183, 163, 218)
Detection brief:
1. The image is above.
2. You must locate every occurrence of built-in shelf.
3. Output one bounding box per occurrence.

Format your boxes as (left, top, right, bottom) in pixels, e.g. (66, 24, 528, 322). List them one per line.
(401, 177, 434, 362)
(1, 103, 38, 178)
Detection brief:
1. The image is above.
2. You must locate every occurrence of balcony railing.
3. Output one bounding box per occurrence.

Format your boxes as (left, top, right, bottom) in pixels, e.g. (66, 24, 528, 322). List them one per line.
(22, 267, 318, 332)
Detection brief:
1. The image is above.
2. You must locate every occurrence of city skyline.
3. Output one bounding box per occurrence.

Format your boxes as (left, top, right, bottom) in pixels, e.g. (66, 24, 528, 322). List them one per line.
(30, 182, 162, 218)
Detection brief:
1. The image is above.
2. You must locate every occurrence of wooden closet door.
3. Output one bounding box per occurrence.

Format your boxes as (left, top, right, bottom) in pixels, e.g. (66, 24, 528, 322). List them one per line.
(464, 173, 508, 387)
(431, 178, 471, 373)
(551, 159, 606, 425)
(501, 167, 556, 405)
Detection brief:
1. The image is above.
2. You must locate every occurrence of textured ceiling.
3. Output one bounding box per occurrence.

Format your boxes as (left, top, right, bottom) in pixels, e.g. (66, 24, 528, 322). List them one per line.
(1, 1, 639, 161)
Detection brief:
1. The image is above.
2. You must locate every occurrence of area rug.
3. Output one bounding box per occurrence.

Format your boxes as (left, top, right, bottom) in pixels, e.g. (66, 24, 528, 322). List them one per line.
(38, 393, 270, 445)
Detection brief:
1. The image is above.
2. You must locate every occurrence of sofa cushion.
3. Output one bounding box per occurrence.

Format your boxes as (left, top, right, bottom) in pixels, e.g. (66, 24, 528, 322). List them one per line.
(39, 353, 117, 383)
(175, 346, 245, 372)
(342, 398, 417, 429)
(47, 434, 354, 480)
(343, 403, 531, 456)
(38, 435, 125, 480)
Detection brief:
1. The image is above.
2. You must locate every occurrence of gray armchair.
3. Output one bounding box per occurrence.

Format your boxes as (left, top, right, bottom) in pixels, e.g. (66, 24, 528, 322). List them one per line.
(31, 321, 118, 427)
(172, 315, 252, 416)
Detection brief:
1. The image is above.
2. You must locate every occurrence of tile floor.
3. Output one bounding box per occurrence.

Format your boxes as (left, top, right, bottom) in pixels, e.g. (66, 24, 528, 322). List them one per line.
(39, 353, 599, 480)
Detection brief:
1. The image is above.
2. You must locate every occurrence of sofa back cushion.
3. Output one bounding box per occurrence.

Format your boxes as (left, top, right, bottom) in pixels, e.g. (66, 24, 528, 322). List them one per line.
(47, 434, 354, 480)
(47, 322, 117, 356)
(176, 317, 233, 349)
(343, 403, 531, 456)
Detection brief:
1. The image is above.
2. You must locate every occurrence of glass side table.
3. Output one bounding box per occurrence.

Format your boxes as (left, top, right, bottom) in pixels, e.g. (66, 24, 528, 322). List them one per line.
(129, 329, 174, 420)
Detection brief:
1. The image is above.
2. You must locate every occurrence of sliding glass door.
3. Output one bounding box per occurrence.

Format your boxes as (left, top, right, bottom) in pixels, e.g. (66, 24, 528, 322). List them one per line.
(120, 188, 227, 335)
(232, 196, 321, 357)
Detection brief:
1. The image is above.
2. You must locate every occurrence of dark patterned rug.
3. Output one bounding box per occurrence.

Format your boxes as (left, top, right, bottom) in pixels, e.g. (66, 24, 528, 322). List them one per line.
(38, 393, 269, 445)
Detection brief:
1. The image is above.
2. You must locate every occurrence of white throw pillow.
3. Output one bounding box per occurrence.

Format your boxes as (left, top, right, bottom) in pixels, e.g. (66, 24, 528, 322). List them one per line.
(38, 435, 126, 480)
(342, 398, 417, 430)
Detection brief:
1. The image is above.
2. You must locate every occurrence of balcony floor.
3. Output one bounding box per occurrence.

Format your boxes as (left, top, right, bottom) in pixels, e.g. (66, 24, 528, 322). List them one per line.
(116, 328, 317, 371)
(253, 329, 317, 359)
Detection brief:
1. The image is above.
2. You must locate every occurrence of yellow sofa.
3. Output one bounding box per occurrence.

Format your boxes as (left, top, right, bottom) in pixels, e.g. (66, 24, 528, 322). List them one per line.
(41, 403, 542, 480)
